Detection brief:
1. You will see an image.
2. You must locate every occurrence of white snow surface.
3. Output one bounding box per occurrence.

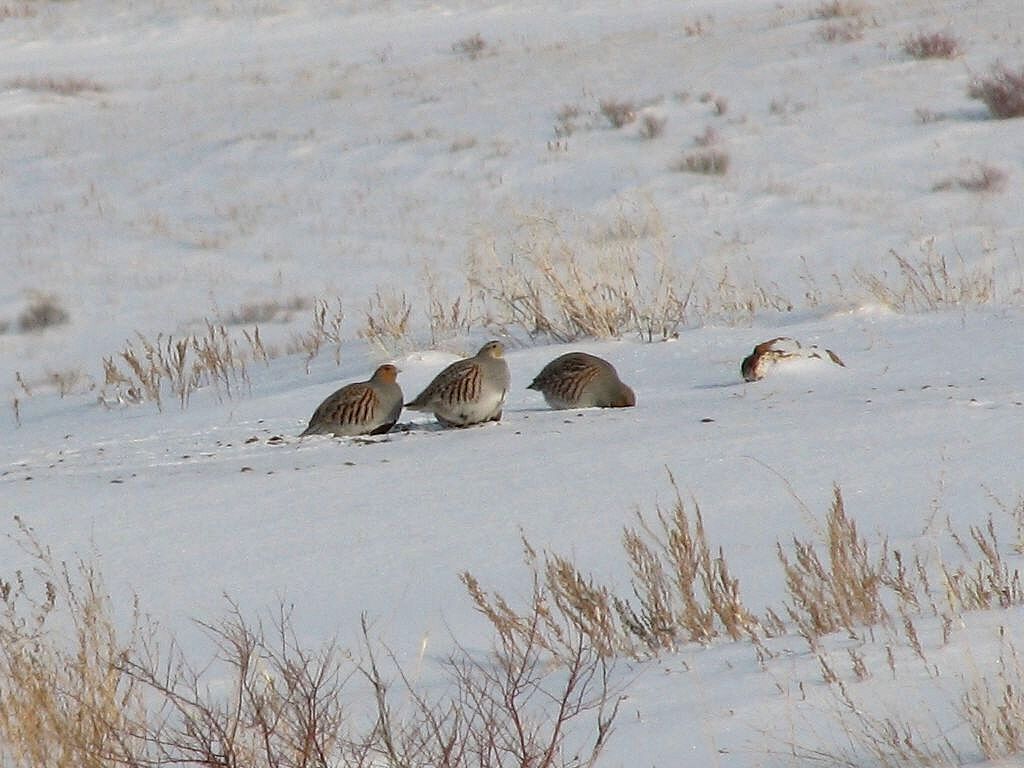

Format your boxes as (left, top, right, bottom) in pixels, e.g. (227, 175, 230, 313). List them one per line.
(3, 0, 1024, 766)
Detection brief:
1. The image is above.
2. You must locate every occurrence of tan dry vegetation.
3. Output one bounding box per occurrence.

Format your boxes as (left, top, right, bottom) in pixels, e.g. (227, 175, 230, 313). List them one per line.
(4, 477, 1024, 767)
(7, 75, 106, 96)
(932, 163, 1007, 194)
(853, 241, 1005, 311)
(465, 480, 1024, 663)
(465, 213, 692, 343)
(673, 148, 730, 175)
(0, 519, 620, 768)
(969, 62, 1024, 119)
(100, 321, 267, 410)
(286, 297, 346, 372)
(17, 291, 69, 332)
(902, 31, 961, 60)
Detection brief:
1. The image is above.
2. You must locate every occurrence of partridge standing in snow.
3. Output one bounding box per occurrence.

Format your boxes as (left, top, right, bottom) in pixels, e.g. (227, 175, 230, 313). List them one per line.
(527, 352, 636, 409)
(300, 364, 403, 437)
(405, 341, 510, 427)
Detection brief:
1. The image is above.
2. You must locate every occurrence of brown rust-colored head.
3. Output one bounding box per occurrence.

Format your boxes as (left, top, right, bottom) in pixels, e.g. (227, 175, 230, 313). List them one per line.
(371, 364, 400, 384)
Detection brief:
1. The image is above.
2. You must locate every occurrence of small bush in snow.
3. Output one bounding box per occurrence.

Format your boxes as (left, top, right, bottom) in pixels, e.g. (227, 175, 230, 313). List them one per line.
(811, 0, 867, 19)
(7, 75, 106, 96)
(17, 292, 69, 332)
(222, 296, 311, 325)
(600, 99, 637, 128)
(932, 163, 1007, 193)
(638, 113, 666, 139)
(902, 31, 961, 59)
(969, 62, 1024, 119)
(817, 20, 866, 43)
(452, 32, 488, 59)
(693, 126, 721, 146)
(674, 148, 730, 175)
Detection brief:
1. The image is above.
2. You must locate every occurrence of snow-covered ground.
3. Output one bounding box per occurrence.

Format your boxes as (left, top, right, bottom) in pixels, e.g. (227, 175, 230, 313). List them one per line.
(3, 0, 1024, 765)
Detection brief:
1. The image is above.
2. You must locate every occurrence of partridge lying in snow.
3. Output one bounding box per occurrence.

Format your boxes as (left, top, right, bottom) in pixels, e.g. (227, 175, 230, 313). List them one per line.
(300, 364, 403, 437)
(740, 337, 845, 382)
(405, 341, 510, 427)
(527, 352, 636, 409)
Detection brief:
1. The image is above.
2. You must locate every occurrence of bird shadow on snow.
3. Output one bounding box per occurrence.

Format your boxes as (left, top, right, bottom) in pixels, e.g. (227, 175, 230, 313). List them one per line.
(692, 379, 744, 390)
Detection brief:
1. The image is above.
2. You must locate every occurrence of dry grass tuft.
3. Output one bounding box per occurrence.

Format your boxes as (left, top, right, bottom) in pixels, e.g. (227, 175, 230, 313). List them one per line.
(943, 517, 1024, 612)
(962, 634, 1024, 760)
(777, 486, 889, 646)
(222, 296, 311, 325)
(615, 483, 760, 649)
(638, 113, 666, 139)
(0, 519, 620, 768)
(358, 290, 413, 354)
(17, 292, 69, 332)
(600, 99, 637, 128)
(932, 163, 1007, 193)
(452, 32, 488, 59)
(0, 5, 38, 20)
(100, 322, 264, 409)
(854, 240, 999, 311)
(8, 75, 106, 96)
(0, 517, 151, 768)
(902, 31, 961, 59)
(811, 0, 867, 19)
(817, 19, 866, 42)
(467, 214, 690, 342)
(464, 475, 761, 660)
(969, 62, 1024, 119)
(674, 148, 730, 175)
(287, 298, 345, 372)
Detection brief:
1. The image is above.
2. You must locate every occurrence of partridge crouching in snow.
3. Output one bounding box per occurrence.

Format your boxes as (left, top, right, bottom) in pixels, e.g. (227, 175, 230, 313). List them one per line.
(405, 341, 510, 427)
(300, 364, 403, 437)
(527, 352, 635, 409)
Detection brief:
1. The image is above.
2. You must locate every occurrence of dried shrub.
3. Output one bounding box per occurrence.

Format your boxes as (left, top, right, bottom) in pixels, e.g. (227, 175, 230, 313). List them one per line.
(464, 476, 761, 661)
(17, 292, 69, 332)
(914, 107, 945, 123)
(0, 5, 38, 20)
(638, 113, 666, 139)
(600, 99, 637, 129)
(46, 368, 92, 398)
(969, 62, 1024, 119)
(287, 298, 345, 373)
(0, 518, 152, 768)
(119, 601, 350, 768)
(777, 487, 890, 646)
(902, 31, 961, 59)
(0, 520, 622, 768)
(553, 104, 581, 138)
(357, 289, 413, 354)
(7, 76, 106, 96)
(100, 322, 262, 410)
(452, 33, 487, 59)
(932, 163, 1007, 193)
(698, 91, 727, 115)
(674, 149, 730, 175)
(693, 126, 721, 146)
(467, 215, 690, 342)
(817, 20, 866, 42)
(222, 296, 310, 325)
(811, 0, 866, 19)
(854, 240, 998, 311)
(449, 136, 477, 152)
(962, 636, 1024, 759)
